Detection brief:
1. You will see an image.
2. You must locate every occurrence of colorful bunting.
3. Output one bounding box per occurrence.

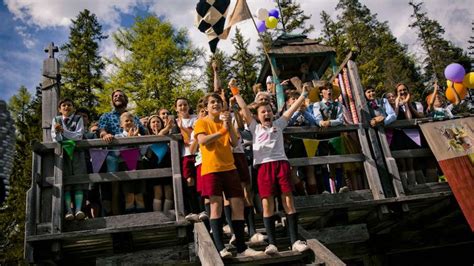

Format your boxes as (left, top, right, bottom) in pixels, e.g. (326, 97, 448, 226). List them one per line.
(385, 128, 394, 145)
(403, 129, 421, 146)
(151, 143, 169, 164)
(329, 177, 337, 194)
(120, 148, 141, 171)
(329, 137, 344, 155)
(61, 140, 76, 160)
(302, 139, 320, 157)
(89, 149, 109, 173)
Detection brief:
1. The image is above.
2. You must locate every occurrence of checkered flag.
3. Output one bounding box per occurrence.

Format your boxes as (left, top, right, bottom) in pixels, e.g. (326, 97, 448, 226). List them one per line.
(196, 0, 251, 53)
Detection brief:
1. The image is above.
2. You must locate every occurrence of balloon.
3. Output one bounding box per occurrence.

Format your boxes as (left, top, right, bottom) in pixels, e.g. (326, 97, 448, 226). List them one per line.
(463, 72, 474, 89)
(257, 20, 266, 33)
(446, 80, 467, 103)
(444, 63, 466, 83)
(265, 16, 278, 29)
(256, 8, 269, 21)
(268, 8, 280, 19)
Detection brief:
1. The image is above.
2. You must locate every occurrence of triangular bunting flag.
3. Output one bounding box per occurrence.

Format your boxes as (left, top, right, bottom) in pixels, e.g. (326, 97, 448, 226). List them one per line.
(329, 137, 344, 155)
(468, 153, 474, 166)
(403, 129, 421, 146)
(120, 148, 140, 171)
(385, 129, 394, 146)
(89, 149, 109, 173)
(61, 140, 76, 160)
(151, 143, 169, 164)
(302, 139, 320, 157)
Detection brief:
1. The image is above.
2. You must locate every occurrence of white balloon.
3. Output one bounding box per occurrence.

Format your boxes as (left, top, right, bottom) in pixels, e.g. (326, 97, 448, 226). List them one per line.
(256, 8, 269, 21)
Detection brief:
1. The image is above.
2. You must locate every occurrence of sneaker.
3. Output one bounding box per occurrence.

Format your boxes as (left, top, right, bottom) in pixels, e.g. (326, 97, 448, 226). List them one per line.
(339, 186, 350, 193)
(219, 248, 232, 258)
(238, 247, 264, 257)
(185, 213, 200, 222)
(65, 212, 74, 221)
(249, 233, 266, 243)
(229, 234, 236, 246)
(292, 240, 309, 252)
(75, 211, 86, 220)
(223, 224, 232, 234)
(265, 244, 278, 255)
(198, 211, 209, 221)
(322, 190, 330, 194)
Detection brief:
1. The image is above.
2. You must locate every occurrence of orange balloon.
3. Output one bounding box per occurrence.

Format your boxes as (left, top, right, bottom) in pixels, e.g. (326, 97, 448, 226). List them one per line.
(446, 80, 467, 103)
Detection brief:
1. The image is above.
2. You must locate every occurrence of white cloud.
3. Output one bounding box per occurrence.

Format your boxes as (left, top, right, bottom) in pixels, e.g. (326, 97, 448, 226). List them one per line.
(14, 25, 36, 48)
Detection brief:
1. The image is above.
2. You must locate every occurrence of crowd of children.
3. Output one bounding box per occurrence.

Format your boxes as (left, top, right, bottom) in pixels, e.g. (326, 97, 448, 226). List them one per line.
(51, 64, 471, 257)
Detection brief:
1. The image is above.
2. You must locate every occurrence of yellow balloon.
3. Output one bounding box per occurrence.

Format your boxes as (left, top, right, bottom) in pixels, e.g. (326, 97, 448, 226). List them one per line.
(463, 72, 474, 89)
(265, 16, 278, 29)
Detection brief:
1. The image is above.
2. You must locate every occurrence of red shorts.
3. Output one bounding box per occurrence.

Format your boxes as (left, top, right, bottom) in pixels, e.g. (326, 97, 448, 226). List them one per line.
(196, 164, 203, 195)
(201, 169, 244, 198)
(257, 160, 292, 198)
(181, 155, 196, 181)
(233, 153, 250, 184)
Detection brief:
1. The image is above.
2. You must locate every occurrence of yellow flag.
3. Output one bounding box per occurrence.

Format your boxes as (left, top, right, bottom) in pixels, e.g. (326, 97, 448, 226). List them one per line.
(468, 153, 474, 166)
(302, 139, 320, 157)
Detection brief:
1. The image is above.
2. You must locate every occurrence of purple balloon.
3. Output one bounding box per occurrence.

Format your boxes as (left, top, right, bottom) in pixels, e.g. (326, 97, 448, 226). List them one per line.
(268, 8, 279, 19)
(257, 20, 266, 33)
(444, 63, 466, 83)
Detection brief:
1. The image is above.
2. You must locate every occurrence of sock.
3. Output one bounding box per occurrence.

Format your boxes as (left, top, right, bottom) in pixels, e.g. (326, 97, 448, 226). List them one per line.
(74, 190, 84, 212)
(153, 199, 162, 211)
(163, 199, 173, 213)
(64, 191, 72, 213)
(306, 184, 317, 195)
(286, 213, 299, 245)
(224, 205, 234, 233)
(135, 194, 145, 209)
(244, 206, 257, 237)
(203, 203, 211, 231)
(232, 220, 247, 253)
(263, 216, 276, 245)
(210, 218, 225, 251)
(188, 186, 199, 214)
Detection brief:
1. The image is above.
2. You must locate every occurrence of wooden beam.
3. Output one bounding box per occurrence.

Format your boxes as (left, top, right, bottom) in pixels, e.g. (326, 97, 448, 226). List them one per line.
(96, 245, 191, 265)
(391, 149, 433, 159)
(406, 182, 451, 195)
(289, 154, 365, 167)
(194, 223, 224, 266)
(329, 52, 353, 83)
(170, 139, 185, 221)
(45, 168, 173, 186)
(284, 124, 360, 134)
(51, 147, 63, 234)
(298, 226, 346, 266)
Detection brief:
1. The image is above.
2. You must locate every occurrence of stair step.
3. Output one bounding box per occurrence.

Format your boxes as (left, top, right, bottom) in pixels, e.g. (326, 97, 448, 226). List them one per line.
(223, 249, 310, 264)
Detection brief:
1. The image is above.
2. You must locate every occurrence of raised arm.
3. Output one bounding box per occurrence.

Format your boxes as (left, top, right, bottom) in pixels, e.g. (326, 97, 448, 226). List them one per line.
(282, 85, 308, 120)
(230, 79, 254, 126)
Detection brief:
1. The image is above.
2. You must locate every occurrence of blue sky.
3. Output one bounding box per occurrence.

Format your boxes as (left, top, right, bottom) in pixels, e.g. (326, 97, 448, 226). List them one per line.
(0, 0, 472, 102)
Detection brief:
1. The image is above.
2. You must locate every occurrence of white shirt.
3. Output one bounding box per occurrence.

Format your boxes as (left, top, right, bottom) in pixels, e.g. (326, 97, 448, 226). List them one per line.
(51, 115, 84, 142)
(179, 115, 197, 157)
(248, 117, 288, 166)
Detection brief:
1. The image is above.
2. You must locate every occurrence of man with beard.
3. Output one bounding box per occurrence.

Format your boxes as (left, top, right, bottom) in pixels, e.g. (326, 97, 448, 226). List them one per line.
(98, 90, 145, 215)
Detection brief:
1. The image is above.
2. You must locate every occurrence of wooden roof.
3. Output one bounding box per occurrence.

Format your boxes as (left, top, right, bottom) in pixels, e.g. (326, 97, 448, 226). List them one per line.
(268, 35, 336, 56)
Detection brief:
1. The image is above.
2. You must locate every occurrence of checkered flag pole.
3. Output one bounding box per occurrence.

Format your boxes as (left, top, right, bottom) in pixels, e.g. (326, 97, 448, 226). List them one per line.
(196, 0, 231, 53)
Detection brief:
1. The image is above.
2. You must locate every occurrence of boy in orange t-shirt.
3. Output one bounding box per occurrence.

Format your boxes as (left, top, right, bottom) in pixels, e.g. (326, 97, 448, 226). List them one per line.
(194, 93, 263, 258)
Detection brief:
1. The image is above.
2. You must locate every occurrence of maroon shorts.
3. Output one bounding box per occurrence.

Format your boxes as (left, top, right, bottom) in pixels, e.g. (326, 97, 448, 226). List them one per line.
(201, 169, 244, 198)
(233, 153, 251, 184)
(181, 155, 196, 181)
(196, 164, 203, 195)
(257, 160, 292, 198)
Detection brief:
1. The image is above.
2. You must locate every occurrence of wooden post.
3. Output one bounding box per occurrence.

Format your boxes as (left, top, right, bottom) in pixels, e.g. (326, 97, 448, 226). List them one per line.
(298, 226, 346, 266)
(41, 42, 60, 142)
(194, 223, 224, 266)
(170, 139, 185, 222)
(270, 56, 285, 113)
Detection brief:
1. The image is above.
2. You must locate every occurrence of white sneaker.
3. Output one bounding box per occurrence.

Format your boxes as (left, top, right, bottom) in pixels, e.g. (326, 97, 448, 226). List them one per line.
(229, 234, 236, 246)
(238, 247, 264, 257)
(322, 190, 330, 194)
(185, 213, 200, 222)
(223, 224, 232, 234)
(292, 240, 309, 252)
(65, 212, 74, 221)
(265, 244, 278, 255)
(249, 233, 266, 243)
(339, 186, 350, 193)
(75, 211, 86, 220)
(198, 211, 209, 221)
(219, 248, 232, 258)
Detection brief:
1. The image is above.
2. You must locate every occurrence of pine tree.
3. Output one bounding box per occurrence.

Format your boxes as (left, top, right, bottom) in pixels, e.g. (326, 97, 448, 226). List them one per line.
(104, 15, 204, 115)
(61, 9, 107, 118)
(204, 49, 232, 93)
(409, 1, 471, 84)
(318, 11, 347, 64)
(230, 28, 258, 103)
(469, 22, 474, 71)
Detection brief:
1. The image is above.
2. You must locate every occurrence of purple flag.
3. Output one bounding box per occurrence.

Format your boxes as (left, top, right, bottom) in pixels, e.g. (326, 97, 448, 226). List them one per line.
(89, 149, 109, 173)
(385, 128, 394, 145)
(403, 129, 421, 146)
(120, 148, 140, 171)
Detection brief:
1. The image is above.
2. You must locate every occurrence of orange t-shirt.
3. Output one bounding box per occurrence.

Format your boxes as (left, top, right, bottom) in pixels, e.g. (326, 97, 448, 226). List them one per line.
(193, 117, 236, 176)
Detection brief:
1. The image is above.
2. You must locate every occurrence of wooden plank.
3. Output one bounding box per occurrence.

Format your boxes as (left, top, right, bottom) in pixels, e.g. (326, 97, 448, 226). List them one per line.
(406, 182, 451, 195)
(45, 168, 173, 186)
(385, 118, 433, 129)
(96, 245, 191, 265)
(225, 250, 307, 264)
(298, 226, 346, 266)
(308, 224, 370, 245)
(170, 139, 185, 222)
(194, 222, 224, 266)
(51, 146, 63, 234)
(391, 149, 433, 159)
(329, 51, 353, 84)
(294, 190, 374, 213)
(284, 124, 360, 134)
(41, 153, 54, 223)
(289, 154, 365, 166)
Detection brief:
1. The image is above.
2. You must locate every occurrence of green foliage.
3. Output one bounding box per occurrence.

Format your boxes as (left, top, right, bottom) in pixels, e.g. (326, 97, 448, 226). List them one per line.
(61, 9, 107, 119)
(409, 1, 471, 86)
(0, 86, 42, 263)
(104, 15, 204, 116)
(230, 28, 258, 103)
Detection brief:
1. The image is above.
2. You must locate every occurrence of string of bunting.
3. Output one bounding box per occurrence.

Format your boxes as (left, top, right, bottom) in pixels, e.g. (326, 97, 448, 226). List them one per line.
(291, 136, 344, 157)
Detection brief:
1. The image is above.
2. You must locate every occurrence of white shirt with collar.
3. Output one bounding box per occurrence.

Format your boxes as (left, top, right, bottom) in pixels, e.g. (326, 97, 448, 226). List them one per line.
(312, 99, 344, 127)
